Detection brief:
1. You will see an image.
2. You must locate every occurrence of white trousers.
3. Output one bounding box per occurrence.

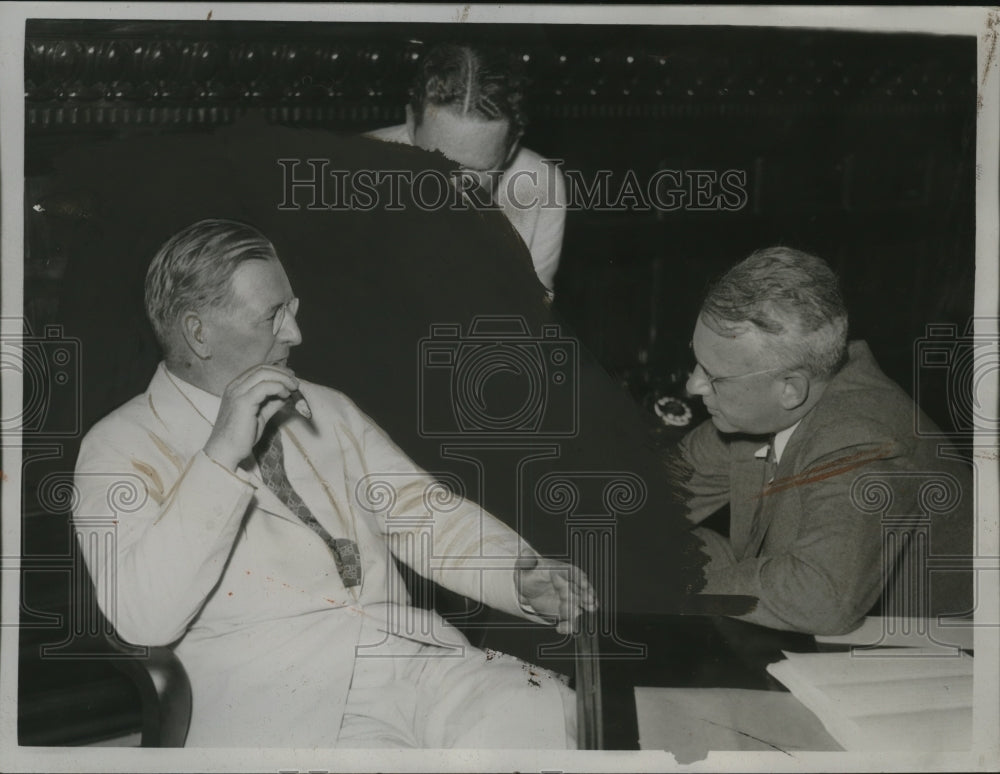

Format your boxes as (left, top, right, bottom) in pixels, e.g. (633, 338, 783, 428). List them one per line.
(337, 635, 576, 749)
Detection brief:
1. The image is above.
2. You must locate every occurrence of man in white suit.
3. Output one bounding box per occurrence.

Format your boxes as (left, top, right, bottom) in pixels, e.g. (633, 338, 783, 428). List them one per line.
(73, 218, 595, 748)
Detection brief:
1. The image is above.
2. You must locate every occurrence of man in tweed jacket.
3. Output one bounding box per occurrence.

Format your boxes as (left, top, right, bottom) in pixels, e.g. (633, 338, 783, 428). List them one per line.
(676, 247, 972, 635)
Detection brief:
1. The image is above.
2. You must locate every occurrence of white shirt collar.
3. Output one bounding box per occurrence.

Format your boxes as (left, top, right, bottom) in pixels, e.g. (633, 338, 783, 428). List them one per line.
(160, 363, 222, 425)
(772, 420, 802, 464)
(753, 420, 802, 464)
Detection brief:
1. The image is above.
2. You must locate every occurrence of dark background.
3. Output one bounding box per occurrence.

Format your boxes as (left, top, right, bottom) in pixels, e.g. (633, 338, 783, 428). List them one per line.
(18, 19, 977, 745)
(24, 20, 977, 431)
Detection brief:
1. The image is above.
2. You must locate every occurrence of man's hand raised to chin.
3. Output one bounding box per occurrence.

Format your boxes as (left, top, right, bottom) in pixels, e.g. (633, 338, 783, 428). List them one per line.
(203, 364, 301, 471)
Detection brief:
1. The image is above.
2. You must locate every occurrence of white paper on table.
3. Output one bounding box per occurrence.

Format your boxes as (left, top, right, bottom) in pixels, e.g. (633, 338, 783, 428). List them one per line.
(766, 648, 974, 751)
(633, 686, 842, 762)
(813, 615, 974, 651)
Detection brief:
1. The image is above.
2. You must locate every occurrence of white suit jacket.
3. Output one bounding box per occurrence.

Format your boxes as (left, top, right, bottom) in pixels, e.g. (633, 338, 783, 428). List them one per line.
(73, 364, 536, 746)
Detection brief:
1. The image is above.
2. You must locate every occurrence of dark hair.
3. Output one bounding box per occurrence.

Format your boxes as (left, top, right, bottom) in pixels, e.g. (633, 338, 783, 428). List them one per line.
(408, 43, 527, 138)
(701, 246, 849, 379)
(145, 219, 277, 350)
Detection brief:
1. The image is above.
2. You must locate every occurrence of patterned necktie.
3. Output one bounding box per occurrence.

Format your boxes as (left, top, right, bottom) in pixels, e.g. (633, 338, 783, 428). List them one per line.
(254, 426, 362, 588)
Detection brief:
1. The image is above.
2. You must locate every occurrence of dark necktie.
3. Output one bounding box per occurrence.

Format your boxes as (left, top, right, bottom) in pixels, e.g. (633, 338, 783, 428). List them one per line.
(745, 437, 778, 558)
(254, 426, 362, 588)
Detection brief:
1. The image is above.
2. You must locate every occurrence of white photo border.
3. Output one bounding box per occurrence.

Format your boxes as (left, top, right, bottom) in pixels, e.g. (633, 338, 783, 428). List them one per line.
(1, 3, 997, 772)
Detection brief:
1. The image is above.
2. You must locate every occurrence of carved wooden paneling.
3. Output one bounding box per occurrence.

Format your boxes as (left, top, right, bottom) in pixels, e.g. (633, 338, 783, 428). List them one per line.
(25, 22, 975, 132)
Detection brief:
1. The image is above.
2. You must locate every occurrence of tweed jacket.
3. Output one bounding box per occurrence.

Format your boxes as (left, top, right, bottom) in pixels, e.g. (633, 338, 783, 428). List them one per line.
(678, 341, 972, 635)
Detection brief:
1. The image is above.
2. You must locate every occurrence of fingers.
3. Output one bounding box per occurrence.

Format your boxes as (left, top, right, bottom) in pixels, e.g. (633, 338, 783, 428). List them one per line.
(566, 565, 599, 612)
(204, 366, 304, 470)
(243, 378, 293, 412)
(228, 364, 299, 400)
(556, 581, 586, 634)
(227, 366, 301, 427)
(547, 559, 599, 611)
(519, 556, 599, 633)
(257, 386, 292, 427)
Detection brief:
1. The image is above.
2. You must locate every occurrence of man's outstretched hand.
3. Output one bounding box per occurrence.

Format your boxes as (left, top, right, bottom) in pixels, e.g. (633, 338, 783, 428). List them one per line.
(515, 553, 598, 634)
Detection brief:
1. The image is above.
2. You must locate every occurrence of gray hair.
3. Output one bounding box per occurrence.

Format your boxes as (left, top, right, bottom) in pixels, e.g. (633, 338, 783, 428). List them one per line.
(144, 219, 277, 351)
(700, 246, 849, 379)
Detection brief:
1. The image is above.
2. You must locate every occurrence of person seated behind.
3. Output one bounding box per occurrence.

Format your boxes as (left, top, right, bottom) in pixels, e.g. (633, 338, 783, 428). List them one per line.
(72, 219, 595, 748)
(368, 42, 566, 296)
(674, 246, 972, 635)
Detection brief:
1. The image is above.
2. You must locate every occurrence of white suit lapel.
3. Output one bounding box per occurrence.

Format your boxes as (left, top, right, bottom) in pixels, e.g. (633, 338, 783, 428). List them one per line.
(145, 365, 304, 527)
